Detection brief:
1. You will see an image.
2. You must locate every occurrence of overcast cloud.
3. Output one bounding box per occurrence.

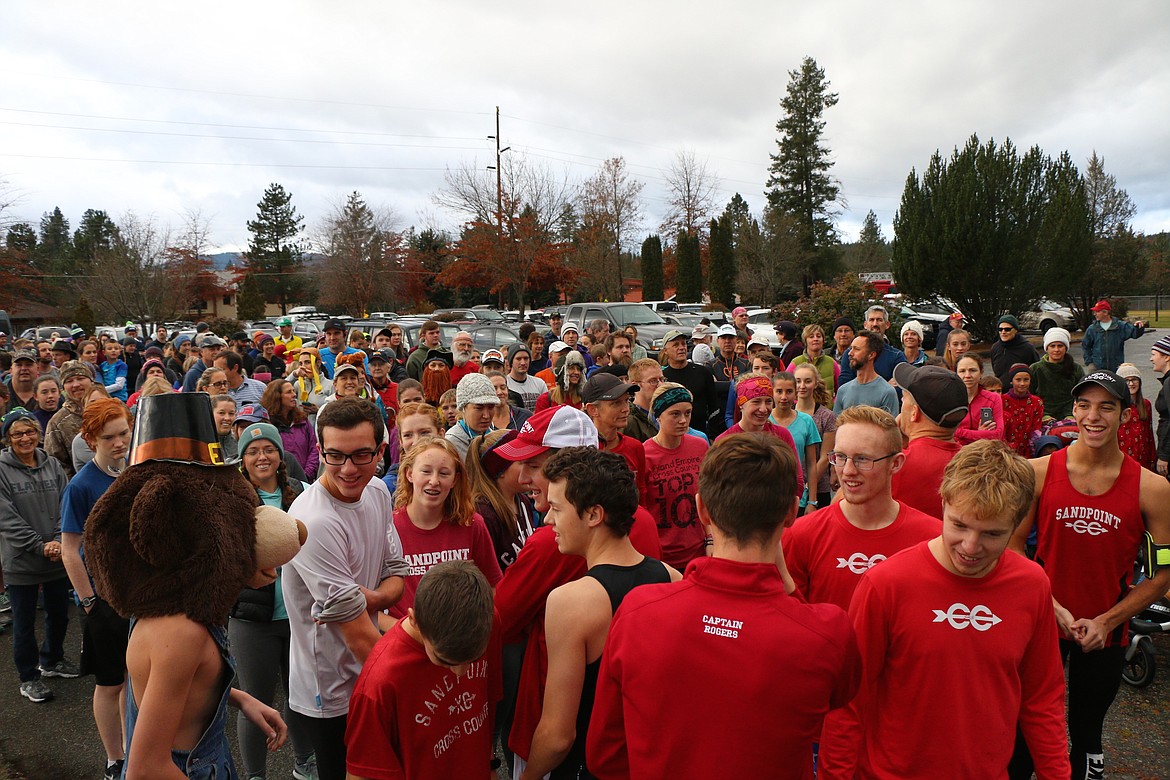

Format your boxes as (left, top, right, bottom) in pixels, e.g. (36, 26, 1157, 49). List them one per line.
(2, 0, 1167, 253)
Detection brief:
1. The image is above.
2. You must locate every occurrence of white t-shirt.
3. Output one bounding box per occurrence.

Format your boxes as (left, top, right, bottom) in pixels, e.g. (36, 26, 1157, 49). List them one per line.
(507, 374, 547, 412)
(283, 478, 407, 718)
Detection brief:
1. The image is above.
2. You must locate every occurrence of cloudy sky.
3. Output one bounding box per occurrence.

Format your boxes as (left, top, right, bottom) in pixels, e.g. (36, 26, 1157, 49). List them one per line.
(3, 1, 1167, 254)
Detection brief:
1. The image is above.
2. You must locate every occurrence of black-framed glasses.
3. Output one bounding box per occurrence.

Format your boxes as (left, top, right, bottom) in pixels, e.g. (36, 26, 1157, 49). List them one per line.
(828, 452, 899, 471)
(998, 326, 1015, 332)
(7, 429, 39, 440)
(321, 449, 380, 466)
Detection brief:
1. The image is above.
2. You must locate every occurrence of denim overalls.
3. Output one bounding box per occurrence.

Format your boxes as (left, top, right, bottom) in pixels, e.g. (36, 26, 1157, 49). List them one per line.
(123, 619, 237, 779)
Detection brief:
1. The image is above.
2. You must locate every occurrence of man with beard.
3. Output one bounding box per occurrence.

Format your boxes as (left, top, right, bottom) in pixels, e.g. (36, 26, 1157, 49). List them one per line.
(834, 331, 898, 417)
(606, 332, 634, 369)
(420, 349, 454, 406)
(44, 361, 94, 477)
(450, 331, 481, 384)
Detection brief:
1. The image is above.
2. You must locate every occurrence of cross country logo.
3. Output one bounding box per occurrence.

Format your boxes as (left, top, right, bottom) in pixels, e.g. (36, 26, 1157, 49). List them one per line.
(932, 603, 1002, 631)
(835, 552, 886, 574)
(1065, 519, 1109, 536)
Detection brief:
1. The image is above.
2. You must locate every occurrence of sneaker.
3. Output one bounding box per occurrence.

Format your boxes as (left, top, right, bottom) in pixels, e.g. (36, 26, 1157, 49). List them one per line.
(39, 659, 81, 678)
(293, 754, 318, 780)
(19, 679, 53, 703)
(104, 759, 124, 780)
(0, 591, 10, 612)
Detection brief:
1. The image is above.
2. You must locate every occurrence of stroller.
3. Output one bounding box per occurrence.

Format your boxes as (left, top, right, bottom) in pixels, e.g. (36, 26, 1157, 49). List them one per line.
(1122, 596, 1170, 688)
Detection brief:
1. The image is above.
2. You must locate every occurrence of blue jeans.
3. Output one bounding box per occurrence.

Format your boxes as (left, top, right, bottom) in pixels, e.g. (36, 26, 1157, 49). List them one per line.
(6, 577, 71, 683)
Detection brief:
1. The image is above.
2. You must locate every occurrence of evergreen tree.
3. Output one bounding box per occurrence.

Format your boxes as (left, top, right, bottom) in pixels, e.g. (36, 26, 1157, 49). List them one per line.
(6, 223, 36, 254)
(72, 296, 97, 336)
(1064, 152, 1145, 326)
(235, 273, 266, 321)
(675, 231, 702, 303)
(854, 210, 890, 272)
(640, 235, 664, 301)
(71, 209, 120, 266)
(892, 135, 1091, 341)
(36, 207, 71, 267)
(246, 183, 306, 314)
(708, 216, 736, 309)
(765, 56, 841, 291)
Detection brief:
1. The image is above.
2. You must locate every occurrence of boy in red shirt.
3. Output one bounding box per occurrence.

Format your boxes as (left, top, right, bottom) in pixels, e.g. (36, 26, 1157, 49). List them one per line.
(1009, 371, 1170, 779)
(783, 405, 938, 611)
(819, 441, 1070, 780)
(587, 433, 860, 780)
(346, 560, 502, 780)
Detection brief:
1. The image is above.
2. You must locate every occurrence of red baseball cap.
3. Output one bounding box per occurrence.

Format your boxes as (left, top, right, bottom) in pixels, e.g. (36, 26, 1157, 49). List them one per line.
(1091, 299, 1112, 312)
(493, 406, 598, 462)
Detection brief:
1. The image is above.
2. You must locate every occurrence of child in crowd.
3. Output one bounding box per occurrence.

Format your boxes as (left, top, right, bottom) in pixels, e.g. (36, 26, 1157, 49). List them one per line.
(1001, 363, 1045, 458)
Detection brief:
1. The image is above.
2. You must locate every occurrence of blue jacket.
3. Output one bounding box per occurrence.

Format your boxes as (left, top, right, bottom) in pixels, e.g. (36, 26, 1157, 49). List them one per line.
(1081, 319, 1144, 372)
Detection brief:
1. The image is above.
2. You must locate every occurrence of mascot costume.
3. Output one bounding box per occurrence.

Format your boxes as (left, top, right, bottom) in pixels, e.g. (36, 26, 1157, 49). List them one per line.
(84, 392, 306, 778)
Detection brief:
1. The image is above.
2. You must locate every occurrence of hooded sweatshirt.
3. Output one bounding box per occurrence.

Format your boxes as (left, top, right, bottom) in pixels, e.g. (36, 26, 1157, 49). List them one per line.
(0, 447, 68, 585)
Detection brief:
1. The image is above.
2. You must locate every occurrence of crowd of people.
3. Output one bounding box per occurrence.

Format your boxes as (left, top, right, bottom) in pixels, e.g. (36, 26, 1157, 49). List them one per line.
(0, 296, 1167, 780)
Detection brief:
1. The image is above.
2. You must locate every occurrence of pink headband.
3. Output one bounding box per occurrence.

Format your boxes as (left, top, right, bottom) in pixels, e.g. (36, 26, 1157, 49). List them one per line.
(736, 375, 773, 408)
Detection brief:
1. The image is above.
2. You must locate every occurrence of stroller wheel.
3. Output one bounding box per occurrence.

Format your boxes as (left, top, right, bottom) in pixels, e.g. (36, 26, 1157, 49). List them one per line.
(1122, 638, 1156, 688)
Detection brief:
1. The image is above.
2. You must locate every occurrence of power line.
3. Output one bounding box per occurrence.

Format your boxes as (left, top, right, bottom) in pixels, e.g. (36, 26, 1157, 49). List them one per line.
(0, 107, 488, 141)
(0, 119, 489, 151)
(11, 71, 494, 116)
(0, 153, 452, 172)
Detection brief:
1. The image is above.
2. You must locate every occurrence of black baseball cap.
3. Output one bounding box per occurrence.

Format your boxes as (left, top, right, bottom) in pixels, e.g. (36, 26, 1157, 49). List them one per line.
(893, 363, 968, 427)
(582, 373, 638, 404)
(323, 318, 346, 332)
(1072, 370, 1130, 407)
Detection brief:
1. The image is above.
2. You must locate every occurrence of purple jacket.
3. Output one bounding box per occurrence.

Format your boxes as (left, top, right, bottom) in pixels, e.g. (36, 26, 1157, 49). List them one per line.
(279, 419, 318, 479)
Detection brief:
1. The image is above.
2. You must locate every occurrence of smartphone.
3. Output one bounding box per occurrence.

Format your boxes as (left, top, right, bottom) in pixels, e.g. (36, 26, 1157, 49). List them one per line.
(980, 407, 994, 424)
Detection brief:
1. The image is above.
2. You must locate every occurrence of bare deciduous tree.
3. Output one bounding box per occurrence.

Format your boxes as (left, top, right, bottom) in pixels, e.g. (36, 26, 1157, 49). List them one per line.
(660, 149, 719, 240)
(579, 157, 644, 301)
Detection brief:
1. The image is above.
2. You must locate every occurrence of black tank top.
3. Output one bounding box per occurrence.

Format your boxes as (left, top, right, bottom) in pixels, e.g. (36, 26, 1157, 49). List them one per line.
(553, 557, 671, 780)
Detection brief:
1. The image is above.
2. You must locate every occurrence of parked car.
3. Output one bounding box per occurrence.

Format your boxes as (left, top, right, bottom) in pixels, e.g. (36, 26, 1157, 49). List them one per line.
(561, 302, 676, 357)
(642, 300, 680, 313)
(21, 325, 73, 341)
(432, 308, 506, 322)
(1018, 299, 1076, 334)
(745, 308, 781, 348)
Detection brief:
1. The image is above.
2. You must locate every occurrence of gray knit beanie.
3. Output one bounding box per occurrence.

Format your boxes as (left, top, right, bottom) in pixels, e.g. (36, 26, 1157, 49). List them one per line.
(456, 373, 501, 410)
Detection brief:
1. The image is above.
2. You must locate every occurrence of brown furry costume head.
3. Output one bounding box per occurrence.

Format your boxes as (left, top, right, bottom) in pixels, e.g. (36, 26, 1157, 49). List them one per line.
(83, 393, 305, 627)
(85, 461, 262, 626)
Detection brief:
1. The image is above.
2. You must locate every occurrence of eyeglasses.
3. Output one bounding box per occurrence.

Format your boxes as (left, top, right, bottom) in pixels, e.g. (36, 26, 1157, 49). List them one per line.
(828, 452, 899, 471)
(321, 449, 380, 466)
(209, 380, 229, 388)
(7, 430, 39, 440)
(997, 327, 1015, 332)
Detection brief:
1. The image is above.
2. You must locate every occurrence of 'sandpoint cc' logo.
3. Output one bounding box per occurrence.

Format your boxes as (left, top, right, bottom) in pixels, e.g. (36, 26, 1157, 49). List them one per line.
(835, 552, 887, 574)
(931, 603, 1002, 631)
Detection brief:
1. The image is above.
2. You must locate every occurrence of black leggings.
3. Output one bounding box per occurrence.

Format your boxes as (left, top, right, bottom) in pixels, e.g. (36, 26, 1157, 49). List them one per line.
(1008, 640, 1125, 780)
(288, 711, 347, 780)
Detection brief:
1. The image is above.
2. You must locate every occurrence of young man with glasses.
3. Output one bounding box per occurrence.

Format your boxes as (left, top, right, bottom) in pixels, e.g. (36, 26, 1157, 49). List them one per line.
(990, 315, 1040, 385)
(782, 406, 938, 612)
(281, 398, 409, 780)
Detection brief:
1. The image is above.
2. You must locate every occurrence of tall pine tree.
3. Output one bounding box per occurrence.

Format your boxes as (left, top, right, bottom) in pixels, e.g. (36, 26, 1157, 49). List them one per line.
(246, 183, 306, 315)
(640, 235, 664, 301)
(675, 231, 702, 303)
(765, 56, 841, 291)
(708, 217, 736, 309)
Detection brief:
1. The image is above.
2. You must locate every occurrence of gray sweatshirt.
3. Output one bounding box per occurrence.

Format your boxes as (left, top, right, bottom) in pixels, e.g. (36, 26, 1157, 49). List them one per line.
(0, 448, 68, 585)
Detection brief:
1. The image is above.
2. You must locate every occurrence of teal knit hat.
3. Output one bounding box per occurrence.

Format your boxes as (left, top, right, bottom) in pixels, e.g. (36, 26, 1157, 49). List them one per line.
(236, 422, 284, 459)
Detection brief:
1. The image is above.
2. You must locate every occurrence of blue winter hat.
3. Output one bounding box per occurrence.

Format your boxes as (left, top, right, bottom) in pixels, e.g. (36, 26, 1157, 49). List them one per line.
(1, 408, 38, 439)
